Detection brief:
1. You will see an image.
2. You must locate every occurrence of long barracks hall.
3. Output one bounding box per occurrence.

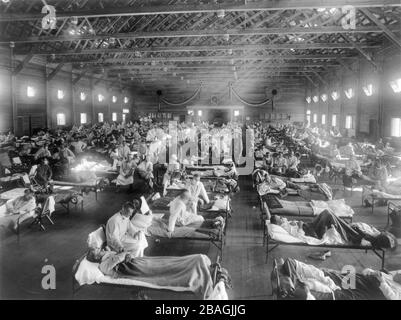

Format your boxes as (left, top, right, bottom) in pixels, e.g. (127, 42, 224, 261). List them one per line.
(0, 0, 401, 301)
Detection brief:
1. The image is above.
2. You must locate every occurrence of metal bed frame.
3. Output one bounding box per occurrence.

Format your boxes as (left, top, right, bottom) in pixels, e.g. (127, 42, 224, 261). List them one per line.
(264, 223, 386, 270)
(362, 185, 401, 215)
(259, 196, 353, 243)
(71, 251, 223, 299)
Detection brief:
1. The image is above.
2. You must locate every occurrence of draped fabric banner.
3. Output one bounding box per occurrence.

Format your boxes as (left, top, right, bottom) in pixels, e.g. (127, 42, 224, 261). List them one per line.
(160, 85, 202, 106)
(230, 85, 271, 107)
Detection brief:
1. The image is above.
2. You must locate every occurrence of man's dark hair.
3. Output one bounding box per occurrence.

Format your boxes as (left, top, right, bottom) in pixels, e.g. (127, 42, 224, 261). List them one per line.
(122, 201, 135, 212)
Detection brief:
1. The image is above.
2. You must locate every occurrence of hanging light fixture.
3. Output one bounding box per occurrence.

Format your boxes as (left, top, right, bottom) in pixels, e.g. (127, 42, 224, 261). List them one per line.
(362, 84, 373, 96)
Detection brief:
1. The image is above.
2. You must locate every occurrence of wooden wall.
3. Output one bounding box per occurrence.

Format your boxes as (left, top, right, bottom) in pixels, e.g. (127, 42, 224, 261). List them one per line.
(305, 49, 401, 139)
(0, 46, 133, 136)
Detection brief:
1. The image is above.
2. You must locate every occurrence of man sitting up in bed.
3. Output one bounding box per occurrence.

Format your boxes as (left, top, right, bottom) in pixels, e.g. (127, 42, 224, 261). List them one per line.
(187, 174, 210, 213)
(270, 210, 397, 249)
(86, 247, 217, 299)
(105, 202, 148, 257)
(1, 189, 36, 232)
(166, 190, 223, 237)
(257, 172, 286, 196)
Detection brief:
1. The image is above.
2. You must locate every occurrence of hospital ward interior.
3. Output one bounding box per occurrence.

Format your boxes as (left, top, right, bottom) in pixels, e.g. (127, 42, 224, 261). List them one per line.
(1, 0, 401, 301)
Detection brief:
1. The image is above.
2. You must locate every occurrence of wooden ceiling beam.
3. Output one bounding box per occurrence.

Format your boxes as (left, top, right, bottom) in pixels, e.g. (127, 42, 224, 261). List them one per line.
(19, 42, 382, 56)
(1, 0, 399, 22)
(360, 8, 401, 48)
(54, 53, 357, 64)
(2, 25, 399, 44)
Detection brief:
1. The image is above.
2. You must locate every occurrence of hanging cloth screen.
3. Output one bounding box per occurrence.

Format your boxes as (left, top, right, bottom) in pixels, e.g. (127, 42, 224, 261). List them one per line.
(230, 85, 271, 107)
(160, 85, 202, 106)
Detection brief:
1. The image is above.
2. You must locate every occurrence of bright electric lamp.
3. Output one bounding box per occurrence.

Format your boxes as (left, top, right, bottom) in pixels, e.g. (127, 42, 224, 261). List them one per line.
(321, 94, 328, 102)
(363, 84, 373, 96)
(331, 91, 340, 101)
(312, 96, 319, 103)
(344, 88, 354, 99)
(306, 97, 311, 104)
(390, 79, 401, 93)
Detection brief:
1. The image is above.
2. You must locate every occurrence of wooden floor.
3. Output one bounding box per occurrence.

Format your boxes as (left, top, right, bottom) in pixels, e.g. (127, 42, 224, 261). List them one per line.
(0, 175, 400, 300)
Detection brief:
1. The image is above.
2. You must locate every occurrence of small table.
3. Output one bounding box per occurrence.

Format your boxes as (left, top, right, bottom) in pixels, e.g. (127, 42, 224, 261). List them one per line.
(387, 200, 401, 227)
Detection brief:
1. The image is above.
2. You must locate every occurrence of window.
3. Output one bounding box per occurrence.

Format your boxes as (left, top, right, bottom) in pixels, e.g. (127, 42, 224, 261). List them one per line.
(98, 113, 104, 122)
(234, 110, 240, 117)
(306, 109, 311, 125)
(313, 114, 318, 123)
(363, 84, 373, 97)
(345, 115, 354, 129)
(124, 97, 129, 104)
(80, 113, 87, 124)
(198, 110, 203, 117)
(98, 94, 104, 102)
(80, 92, 87, 101)
(27, 86, 35, 97)
(331, 91, 340, 101)
(321, 114, 326, 125)
(390, 79, 401, 93)
(391, 118, 401, 137)
(112, 112, 117, 121)
(123, 109, 130, 114)
(56, 113, 66, 126)
(112, 96, 117, 103)
(122, 114, 126, 122)
(344, 88, 354, 99)
(332, 114, 337, 127)
(57, 89, 65, 100)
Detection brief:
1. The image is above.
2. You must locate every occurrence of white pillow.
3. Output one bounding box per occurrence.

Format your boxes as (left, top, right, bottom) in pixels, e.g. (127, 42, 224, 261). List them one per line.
(87, 227, 106, 249)
(213, 198, 228, 210)
(74, 258, 104, 286)
(131, 214, 153, 230)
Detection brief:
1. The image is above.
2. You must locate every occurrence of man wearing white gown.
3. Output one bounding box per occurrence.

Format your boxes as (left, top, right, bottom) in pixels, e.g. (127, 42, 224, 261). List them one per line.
(167, 190, 205, 236)
(105, 202, 148, 257)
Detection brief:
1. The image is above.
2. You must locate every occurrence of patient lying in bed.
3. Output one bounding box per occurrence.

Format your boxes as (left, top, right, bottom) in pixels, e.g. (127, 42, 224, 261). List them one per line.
(86, 248, 216, 299)
(270, 210, 397, 248)
(274, 258, 401, 300)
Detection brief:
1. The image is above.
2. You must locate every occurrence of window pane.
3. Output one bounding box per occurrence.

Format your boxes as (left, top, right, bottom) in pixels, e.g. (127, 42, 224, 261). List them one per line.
(322, 114, 326, 125)
(80, 113, 87, 124)
(332, 114, 337, 127)
(391, 118, 401, 137)
(56, 113, 66, 126)
(112, 113, 117, 121)
(98, 113, 104, 122)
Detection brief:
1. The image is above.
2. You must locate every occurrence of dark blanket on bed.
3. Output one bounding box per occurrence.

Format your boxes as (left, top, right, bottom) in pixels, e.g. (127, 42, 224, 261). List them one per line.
(115, 254, 214, 299)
